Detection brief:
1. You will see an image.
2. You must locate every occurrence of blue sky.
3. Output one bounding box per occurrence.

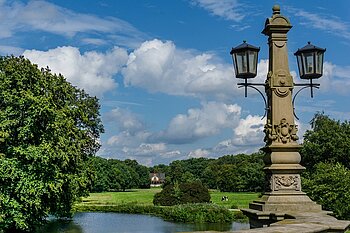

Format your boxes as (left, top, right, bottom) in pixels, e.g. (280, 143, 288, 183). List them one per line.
(1, 0, 350, 165)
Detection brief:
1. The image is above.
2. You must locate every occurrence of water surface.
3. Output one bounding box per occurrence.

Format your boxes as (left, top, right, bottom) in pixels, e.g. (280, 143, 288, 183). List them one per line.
(37, 212, 250, 233)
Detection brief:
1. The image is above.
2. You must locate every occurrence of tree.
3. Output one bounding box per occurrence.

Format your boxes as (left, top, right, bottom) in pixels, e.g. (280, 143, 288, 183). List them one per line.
(210, 153, 265, 192)
(153, 181, 210, 206)
(0, 56, 104, 232)
(301, 113, 350, 170)
(302, 162, 350, 220)
(124, 159, 150, 188)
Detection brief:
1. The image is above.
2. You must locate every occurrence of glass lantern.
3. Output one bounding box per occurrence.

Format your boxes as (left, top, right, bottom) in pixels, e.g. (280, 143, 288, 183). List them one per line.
(230, 41, 260, 79)
(294, 42, 326, 79)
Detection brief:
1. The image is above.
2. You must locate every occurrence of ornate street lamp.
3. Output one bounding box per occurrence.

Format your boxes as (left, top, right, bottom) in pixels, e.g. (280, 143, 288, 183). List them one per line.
(294, 42, 326, 97)
(230, 41, 260, 79)
(228, 5, 341, 229)
(295, 42, 326, 79)
(230, 41, 260, 97)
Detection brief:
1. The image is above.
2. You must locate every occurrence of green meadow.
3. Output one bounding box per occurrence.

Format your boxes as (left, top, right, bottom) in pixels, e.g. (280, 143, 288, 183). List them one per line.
(79, 188, 259, 209)
(75, 188, 259, 223)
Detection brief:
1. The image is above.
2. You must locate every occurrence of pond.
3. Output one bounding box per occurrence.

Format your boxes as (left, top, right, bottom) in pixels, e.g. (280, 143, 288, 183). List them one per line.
(37, 212, 250, 233)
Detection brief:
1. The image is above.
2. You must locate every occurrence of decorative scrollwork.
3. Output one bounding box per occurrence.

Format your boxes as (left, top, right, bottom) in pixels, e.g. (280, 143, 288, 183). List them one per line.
(264, 118, 298, 144)
(274, 87, 289, 97)
(274, 175, 299, 191)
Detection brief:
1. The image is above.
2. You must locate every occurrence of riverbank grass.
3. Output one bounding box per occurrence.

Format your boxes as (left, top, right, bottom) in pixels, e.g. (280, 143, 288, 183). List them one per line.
(75, 189, 259, 223)
(79, 188, 259, 209)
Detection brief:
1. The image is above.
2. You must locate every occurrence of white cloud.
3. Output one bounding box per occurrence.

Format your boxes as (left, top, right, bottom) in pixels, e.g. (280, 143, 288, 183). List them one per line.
(23, 46, 128, 96)
(211, 114, 264, 155)
(123, 39, 243, 99)
(232, 115, 264, 146)
(191, 0, 245, 22)
(0, 0, 145, 47)
(287, 7, 350, 40)
(135, 143, 167, 156)
(319, 62, 350, 95)
(188, 148, 210, 158)
(104, 108, 145, 134)
(153, 101, 241, 144)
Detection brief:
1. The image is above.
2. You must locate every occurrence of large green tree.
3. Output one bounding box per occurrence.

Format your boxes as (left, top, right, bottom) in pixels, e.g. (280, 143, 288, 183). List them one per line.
(301, 113, 350, 170)
(301, 113, 350, 220)
(0, 56, 104, 232)
(303, 162, 350, 220)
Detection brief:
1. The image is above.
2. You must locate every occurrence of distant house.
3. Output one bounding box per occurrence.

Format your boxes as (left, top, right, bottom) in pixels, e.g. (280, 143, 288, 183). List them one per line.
(150, 173, 165, 187)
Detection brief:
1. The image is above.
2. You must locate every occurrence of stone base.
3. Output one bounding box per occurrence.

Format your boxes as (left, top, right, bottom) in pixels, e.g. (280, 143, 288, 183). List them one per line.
(237, 209, 350, 233)
(250, 192, 322, 212)
(242, 191, 322, 228)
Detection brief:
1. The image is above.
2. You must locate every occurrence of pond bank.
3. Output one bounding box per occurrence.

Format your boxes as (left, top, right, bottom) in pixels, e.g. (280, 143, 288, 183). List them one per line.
(74, 203, 247, 224)
(37, 212, 250, 233)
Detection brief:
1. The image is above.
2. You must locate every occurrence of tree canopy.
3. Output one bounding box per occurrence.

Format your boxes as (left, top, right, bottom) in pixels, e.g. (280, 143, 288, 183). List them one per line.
(0, 56, 104, 232)
(301, 113, 350, 219)
(90, 157, 150, 192)
(301, 113, 350, 170)
(152, 152, 265, 192)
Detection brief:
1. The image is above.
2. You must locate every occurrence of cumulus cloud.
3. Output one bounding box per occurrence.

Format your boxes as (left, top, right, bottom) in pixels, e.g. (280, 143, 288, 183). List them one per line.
(23, 46, 128, 96)
(123, 39, 235, 99)
(188, 148, 210, 158)
(191, 0, 245, 22)
(212, 115, 264, 155)
(0, 0, 145, 47)
(319, 62, 350, 95)
(232, 115, 264, 146)
(21, 39, 270, 99)
(152, 102, 241, 144)
(104, 108, 145, 134)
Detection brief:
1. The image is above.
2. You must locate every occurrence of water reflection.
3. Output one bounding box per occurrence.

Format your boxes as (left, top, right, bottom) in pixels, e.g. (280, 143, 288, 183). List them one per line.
(37, 219, 83, 233)
(37, 212, 249, 233)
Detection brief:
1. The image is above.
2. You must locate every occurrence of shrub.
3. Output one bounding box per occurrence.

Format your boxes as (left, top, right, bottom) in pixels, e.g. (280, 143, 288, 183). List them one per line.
(153, 184, 179, 206)
(179, 182, 211, 204)
(153, 181, 210, 206)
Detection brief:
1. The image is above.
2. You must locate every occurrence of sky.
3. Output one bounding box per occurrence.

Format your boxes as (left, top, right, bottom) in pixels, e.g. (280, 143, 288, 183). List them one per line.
(1, 0, 350, 166)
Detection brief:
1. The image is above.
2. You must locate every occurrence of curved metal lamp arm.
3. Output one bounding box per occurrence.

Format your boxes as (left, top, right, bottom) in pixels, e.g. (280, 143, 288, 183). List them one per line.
(238, 83, 268, 119)
(292, 82, 320, 120)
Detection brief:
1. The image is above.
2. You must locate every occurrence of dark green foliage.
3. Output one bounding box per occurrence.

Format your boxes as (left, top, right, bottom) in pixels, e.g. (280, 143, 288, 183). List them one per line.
(90, 157, 150, 192)
(0, 56, 104, 232)
(303, 162, 350, 220)
(153, 182, 210, 206)
(301, 113, 350, 170)
(301, 113, 350, 220)
(166, 158, 214, 184)
(153, 184, 179, 206)
(179, 182, 211, 204)
(157, 153, 265, 192)
(206, 153, 265, 192)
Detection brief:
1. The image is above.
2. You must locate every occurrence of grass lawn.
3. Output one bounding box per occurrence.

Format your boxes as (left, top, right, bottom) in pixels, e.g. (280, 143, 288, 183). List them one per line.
(81, 188, 161, 205)
(210, 190, 260, 209)
(79, 188, 260, 209)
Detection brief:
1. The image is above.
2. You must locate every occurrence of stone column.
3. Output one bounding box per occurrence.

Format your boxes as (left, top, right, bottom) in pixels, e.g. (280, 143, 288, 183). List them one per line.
(242, 5, 321, 227)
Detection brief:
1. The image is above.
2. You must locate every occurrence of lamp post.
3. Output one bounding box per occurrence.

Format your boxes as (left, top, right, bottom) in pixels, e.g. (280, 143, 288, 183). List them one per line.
(230, 5, 327, 228)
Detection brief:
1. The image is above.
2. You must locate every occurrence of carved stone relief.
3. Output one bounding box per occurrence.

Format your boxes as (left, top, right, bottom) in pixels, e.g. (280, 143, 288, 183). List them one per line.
(274, 175, 300, 191)
(264, 118, 298, 144)
(265, 174, 301, 192)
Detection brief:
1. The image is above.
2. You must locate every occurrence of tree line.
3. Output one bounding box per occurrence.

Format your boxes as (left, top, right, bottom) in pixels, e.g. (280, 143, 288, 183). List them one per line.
(90, 152, 265, 193)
